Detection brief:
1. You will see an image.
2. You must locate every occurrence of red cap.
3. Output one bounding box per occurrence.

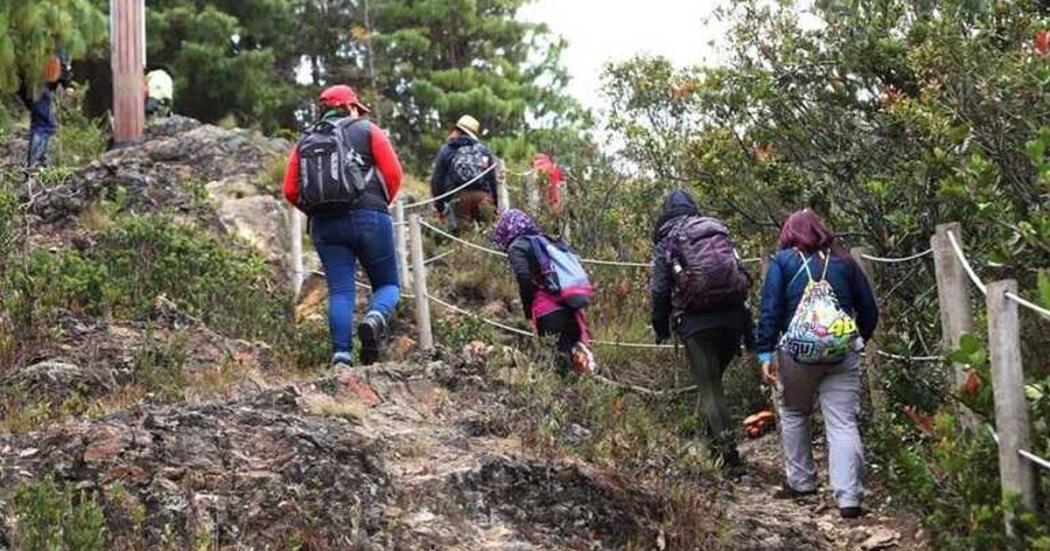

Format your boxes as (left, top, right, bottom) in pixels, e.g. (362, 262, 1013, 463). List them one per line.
(318, 85, 371, 113)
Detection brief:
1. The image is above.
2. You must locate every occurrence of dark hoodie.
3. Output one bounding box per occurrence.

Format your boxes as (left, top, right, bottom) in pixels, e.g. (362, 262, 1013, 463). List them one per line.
(429, 135, 497, 212)
(650, 189, 755, 346)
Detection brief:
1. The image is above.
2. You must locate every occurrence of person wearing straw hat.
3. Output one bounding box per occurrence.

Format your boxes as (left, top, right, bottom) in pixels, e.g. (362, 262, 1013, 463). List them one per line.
(429, 114, 500, 233)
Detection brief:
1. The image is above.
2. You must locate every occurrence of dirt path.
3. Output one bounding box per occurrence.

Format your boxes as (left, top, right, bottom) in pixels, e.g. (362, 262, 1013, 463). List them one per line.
(729, 433, 927, 550)
(300, 361, 672, 549)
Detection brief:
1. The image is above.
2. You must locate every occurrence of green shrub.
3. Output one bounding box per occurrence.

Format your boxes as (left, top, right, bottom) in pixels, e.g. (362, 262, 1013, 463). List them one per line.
(134, 331, 189, 403)
(52, 90, 108, 168)
(11, 476, 109, 550)
(2, 214, 291, 342)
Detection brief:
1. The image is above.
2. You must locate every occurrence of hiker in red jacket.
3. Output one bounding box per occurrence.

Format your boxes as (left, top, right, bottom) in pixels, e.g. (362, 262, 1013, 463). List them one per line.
(283, 85, 404, 368)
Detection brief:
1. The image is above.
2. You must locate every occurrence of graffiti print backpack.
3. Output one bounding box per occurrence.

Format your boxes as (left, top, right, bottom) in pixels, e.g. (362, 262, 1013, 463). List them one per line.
(780, 250, 861, 364)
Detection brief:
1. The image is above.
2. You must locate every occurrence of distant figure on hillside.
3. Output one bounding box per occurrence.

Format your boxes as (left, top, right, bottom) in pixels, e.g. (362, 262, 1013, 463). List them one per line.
(145, 68, 174, 118)
(650, 189, 753, 474)
(430, 115, 499, 233)
(283, 85, 404, 369)
(18, 54, 72, 168)
(756, 208, 878, 519)
(492, 209, 596, 375)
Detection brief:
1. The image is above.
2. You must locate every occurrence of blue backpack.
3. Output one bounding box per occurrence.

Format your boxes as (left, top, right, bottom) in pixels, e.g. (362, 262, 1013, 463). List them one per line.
(527, 235, 593, 309)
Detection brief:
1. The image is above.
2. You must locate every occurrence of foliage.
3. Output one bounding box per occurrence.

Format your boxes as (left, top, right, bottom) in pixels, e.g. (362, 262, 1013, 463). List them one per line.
(11, 475, 109, 550)
(145, 0, 300, 131)
(1, 214, 287, 343)
(52, 85, 107, 167)
(0, 0, 106, 95)
(134, 331, 189, 403)
(369, 0, 589, 169)
(598, 0, 1050, 545)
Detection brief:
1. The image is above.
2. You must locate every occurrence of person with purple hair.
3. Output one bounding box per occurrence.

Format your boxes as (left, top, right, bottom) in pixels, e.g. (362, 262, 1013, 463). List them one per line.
(756, 208, 879, 519)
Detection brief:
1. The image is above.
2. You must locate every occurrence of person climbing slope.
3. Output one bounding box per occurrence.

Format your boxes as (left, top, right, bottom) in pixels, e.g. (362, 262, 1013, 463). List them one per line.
(491, 209, 596, 374)
(756, 208, 878, 519)
(283, 85, 404, 368)
(430, 115, 500, 233)
(650, 188, 753, 472)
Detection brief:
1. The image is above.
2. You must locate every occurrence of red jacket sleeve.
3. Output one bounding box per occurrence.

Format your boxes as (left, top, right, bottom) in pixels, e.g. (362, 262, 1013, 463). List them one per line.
(283, 146, 300, 205)
(370, 123, 403, 203)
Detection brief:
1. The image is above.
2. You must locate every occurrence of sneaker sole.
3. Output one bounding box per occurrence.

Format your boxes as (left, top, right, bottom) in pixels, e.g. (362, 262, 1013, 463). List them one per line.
(358, 322, 380, 366)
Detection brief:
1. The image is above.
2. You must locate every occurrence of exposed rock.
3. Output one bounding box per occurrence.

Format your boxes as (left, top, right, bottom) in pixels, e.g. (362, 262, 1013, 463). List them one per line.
(0, 386, 389, 548)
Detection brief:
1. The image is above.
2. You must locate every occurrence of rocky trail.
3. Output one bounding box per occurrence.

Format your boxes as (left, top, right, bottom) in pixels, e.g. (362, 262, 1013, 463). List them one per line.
(0, 118, 930, 549)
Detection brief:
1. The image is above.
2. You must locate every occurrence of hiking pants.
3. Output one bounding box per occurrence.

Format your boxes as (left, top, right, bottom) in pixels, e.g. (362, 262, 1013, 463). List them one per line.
(684, 332, 739, 456)
(452, 189, 495, 232)
(537, 308, 581, 372)
(27, 128, 53, 168)
(311, 209, 401, 354)
(776, 351, 864, 508)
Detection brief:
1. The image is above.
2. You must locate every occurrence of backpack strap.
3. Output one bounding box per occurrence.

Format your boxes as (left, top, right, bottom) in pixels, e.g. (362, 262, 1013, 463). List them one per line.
(819, 250, 831, 281)
(795, 249, 815, 283)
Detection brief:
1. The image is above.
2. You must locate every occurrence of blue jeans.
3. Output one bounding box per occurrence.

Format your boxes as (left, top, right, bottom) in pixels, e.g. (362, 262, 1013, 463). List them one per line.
(311, 209, 401, 353)
(27, 128, 53, 168)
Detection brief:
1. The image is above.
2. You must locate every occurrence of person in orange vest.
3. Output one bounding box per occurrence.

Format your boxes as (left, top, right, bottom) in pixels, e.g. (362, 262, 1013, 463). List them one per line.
(17, 54, 71, 168)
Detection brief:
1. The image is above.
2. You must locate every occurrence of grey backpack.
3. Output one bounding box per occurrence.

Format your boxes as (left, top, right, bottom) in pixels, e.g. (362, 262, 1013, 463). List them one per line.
(295, 117, 372, 214)
(449, 142, 489, 186)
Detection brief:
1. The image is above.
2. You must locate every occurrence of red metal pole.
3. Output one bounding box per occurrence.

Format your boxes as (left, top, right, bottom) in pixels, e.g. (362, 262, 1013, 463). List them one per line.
(111, 0, 144, 144)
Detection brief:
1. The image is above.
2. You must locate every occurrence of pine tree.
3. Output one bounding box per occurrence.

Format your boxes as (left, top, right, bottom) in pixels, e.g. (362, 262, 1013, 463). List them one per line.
(0, 0, 106, 95)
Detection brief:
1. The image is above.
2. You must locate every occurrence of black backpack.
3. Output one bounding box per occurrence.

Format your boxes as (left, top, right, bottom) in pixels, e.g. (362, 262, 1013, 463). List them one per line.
(295, 117, 372, 214)
(449, 142, 490, 186)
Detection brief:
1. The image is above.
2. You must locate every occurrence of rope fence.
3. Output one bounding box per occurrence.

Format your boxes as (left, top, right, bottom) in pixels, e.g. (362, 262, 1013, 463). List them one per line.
(294, 209, 1050, 534)
(404, 163, 499, 210)
(861, 248, 934, 264)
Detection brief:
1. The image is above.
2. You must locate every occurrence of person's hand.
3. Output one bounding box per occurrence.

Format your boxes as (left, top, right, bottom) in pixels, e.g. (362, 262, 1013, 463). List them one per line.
(761, 360, 778, 385)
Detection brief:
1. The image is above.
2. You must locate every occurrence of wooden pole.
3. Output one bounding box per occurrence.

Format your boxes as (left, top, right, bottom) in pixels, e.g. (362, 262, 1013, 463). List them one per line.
(394, 199, 410, 288)
(111, 0, 145, 144)
(931, 222, 977, 427)
(496, 160, 511, 213)
(409, 214, 433, 350)
(851, 247, 887, 415)
(289, 206, 304, 296)
(986, 279, 1038, 530)
(525, 171, 540, 213)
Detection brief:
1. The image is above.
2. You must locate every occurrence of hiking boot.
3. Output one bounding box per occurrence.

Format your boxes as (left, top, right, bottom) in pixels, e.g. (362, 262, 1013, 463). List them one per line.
(773, 483, 817, 500)
(332, 351, 354, 369)
(839, 506, 864, 519)
(357, 311, 387, 366)
(720, 447, 746, 479)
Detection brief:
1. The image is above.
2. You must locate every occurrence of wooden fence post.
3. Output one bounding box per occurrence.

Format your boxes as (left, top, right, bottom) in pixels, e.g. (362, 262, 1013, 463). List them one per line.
(987, 279, 1038, 530)
(525, 171, 540, 213)
(409, 214, 433, 351)
(931, 222, 977, 427)
(851, 247, 887, 415)
(288, 206, 304, 297)
(394, 199, 410, 288)
(496, 161, 511, 214)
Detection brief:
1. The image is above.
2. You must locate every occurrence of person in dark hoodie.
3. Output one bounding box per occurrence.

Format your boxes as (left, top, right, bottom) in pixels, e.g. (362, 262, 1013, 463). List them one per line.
(429, 115, 499, 232)
(651, 189, 754, 471)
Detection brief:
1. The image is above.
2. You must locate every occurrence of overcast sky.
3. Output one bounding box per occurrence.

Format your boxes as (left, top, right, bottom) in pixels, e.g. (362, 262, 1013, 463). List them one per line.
(518, 0, 732, 113)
